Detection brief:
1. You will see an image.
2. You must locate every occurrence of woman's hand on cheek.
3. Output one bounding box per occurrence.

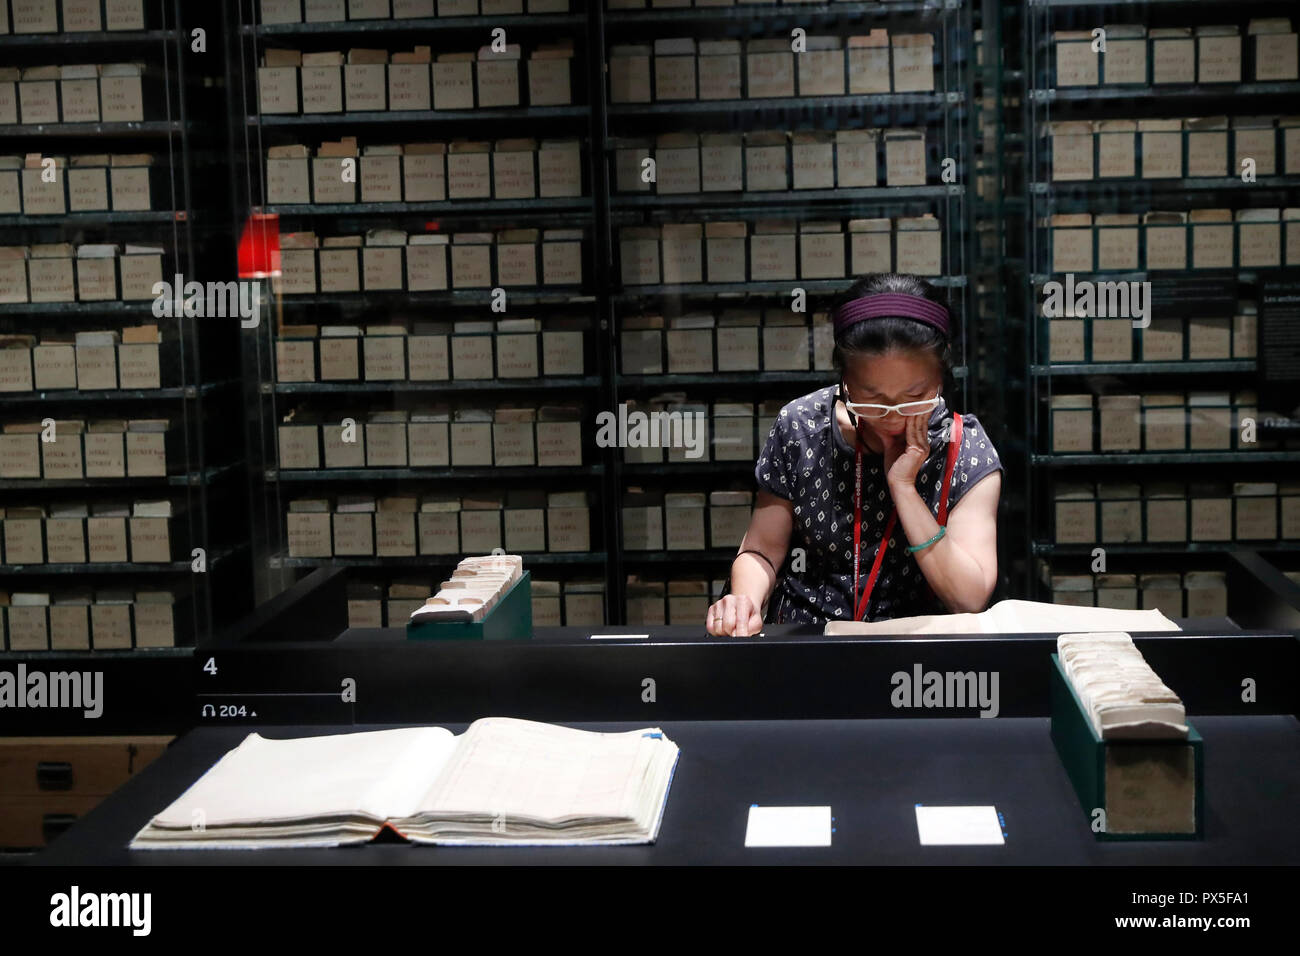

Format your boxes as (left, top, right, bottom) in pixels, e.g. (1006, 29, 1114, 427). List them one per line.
(886, 413, 930, 491)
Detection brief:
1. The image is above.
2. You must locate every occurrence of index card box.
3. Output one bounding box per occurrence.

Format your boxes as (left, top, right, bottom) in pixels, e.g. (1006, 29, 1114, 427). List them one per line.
(417, 508, 459, 554)
(1099, 395, 1140, 451)
(129, 514, 175, 563)
(1190, 492, 1232, 541)
(1051, 395, 1094, 452)
(891, 34, 934, 92)
(286, 509, 332, 557)
(87, 515, 128, 562)
(528, 54, 571, 107)
(406, 418, 449, 466)
(374, 511, 417, 558)
(276, 336, 316, 383)
(477, 52, 520, 107)
(496, 331, 539, 378)
(542, 327, 584, 375)
(258, 65, 299, 115)
(432, 56, 474, 110)
(1054, 485, 1096, 544)
(654, 44, 697, 101)
(698, 41, 741, 100)
(536, 420, 582, 466)
(622, 502, 663, 551)
(716, 320, 759, 371)
(664, 495, 706, 550)
(547, 504, 590, 552)
(1055, 33, 1098, 87)
(450, 420, 493, 466)
(746, 42, 795, 98)
(762, 321, 809, 371)
(332, 513, 374, 556)
(1099, 485, 1142, 542)
(1095, 313, 1137, 360)
(321, 421, 365, 468)
(459, 507, 502, 552)
(504, 506, 545, 553)
(300, 59, 343, 114)
(609, 46, 651, 103)
(84, 429, 125, 478)
(278, 423, 321, 469)
(666, 326, 712, 373)
(318, 333, 360, 381)
(492, 420, 535, 467)
(4, 510, 46, 563)
(1050, 654, 1202, 840)
(362, 332, 405, 380)
(750, 226, 796, 280)
(388, 62, 431, 111)
(42, 427, 84, 478)
(318, 246, 361, 292)
(1145, 487, 1187, 543)
(1151, 31, 1195, 84)
(365, 422, 408, 467)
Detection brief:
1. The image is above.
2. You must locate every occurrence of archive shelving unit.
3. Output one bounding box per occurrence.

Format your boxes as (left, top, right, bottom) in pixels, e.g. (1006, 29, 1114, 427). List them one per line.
(972, 0, 1027, 600)
(228, 0, 977, 625)
(0, 0, 247, 656)
(228, 0, 613, 625)
(1021, 0, 1300, 611)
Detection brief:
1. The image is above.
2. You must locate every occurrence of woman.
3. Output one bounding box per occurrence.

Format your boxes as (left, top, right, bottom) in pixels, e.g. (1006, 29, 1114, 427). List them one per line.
(705, 272, 1003, 636)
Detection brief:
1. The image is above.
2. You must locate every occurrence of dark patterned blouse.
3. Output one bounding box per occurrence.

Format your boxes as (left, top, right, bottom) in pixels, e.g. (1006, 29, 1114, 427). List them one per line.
(754, 384, 1004, 624)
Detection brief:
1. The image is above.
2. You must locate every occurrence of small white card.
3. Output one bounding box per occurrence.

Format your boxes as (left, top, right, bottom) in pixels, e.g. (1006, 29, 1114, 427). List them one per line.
(914, 805, 1005, 846)
(744, 805, 832, 847)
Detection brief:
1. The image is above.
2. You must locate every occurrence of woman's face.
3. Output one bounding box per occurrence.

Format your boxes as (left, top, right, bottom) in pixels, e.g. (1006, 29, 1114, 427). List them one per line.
(841, 350, 944, 441)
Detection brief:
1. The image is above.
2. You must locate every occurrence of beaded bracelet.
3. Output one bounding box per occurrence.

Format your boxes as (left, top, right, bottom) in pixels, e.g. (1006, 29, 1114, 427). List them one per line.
(906, 526, 946, 554)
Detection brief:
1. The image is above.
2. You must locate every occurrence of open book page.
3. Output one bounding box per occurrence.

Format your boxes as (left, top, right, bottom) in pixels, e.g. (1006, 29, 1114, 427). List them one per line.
(988, 601, 1180, 634)
(144, 727, 456, 830)
(824, 600, 1181, 636)
(414, 717, 656, 821)
(823, 611, 985, 635)
(131, 720, 680, 849)
(396, 717, 680, 843)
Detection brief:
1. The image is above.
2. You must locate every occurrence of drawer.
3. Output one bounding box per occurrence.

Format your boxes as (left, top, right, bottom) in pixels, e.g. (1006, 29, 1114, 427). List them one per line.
(0, 793, 104, 848)
(0, 736, 171, 796)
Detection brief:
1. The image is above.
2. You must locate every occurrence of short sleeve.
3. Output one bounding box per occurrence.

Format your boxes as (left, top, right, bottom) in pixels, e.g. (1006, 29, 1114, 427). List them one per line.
(943, 412, 1004, 512)
(754, 410, 795, 501)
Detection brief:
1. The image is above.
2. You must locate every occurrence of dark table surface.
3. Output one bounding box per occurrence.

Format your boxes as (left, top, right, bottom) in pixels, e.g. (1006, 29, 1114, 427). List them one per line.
(334, 617, 1242, 645)
(32, 713, 1300, 866)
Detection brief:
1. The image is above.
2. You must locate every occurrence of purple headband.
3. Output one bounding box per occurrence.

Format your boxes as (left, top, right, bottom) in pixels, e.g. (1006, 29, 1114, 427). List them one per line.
(831, 292, 951, 337)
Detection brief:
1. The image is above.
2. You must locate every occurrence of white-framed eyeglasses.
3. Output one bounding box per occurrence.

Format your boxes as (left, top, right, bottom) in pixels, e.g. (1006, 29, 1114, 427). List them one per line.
(840, 384, 943, 420)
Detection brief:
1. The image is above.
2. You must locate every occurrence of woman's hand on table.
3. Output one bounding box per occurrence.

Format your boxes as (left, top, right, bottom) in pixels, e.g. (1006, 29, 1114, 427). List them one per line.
(705, 594, 763, 637)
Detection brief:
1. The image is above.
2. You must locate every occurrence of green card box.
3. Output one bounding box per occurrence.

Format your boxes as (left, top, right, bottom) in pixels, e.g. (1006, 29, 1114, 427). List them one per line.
(406, 571, 532, 641)
(1049, 654, 1203, 840)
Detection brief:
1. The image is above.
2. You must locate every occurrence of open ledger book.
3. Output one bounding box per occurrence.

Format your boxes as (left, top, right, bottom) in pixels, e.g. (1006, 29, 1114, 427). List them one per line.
(823, 599, 1181, 636)
(130, 718, 680, 849)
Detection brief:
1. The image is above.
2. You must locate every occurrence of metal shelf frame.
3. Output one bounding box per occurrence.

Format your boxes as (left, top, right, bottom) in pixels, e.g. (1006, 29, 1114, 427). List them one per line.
(1021, 0, 1300, 600)
(228, 0, 978, 625)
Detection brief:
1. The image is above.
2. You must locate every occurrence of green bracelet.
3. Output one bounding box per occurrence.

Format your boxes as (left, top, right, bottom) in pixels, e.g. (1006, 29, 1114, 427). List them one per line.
(906, 526, 946, 553)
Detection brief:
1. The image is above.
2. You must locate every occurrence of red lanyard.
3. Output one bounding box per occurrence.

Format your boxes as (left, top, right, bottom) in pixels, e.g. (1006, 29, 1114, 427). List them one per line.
(850, 414, 963, 622)
(851, 430, 896, 622)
